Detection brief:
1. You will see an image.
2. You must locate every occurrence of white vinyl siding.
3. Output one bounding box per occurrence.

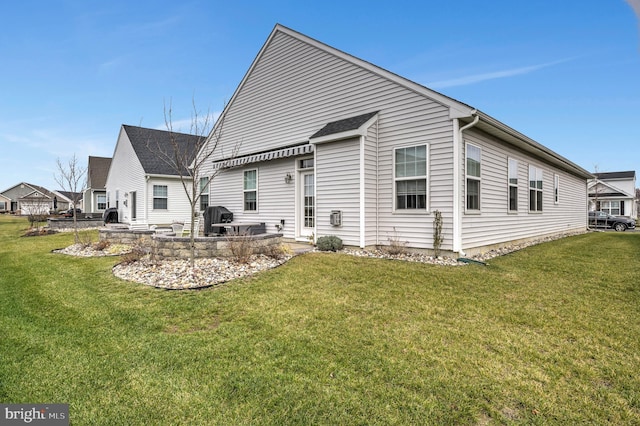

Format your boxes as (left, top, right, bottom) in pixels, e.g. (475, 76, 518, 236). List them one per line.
(208, 158, 297, 239)
(364, 123, 379, 247)
(199, 29, 455, 251)
(461, 129, 587, 251)
(315, 138, 361, 246)
(105, 129, 146, 224)
(105, 127, 194, 225)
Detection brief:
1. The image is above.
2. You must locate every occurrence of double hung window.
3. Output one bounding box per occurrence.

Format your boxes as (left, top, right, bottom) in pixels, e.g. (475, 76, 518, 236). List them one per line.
(508, 158, 518, 211)
(199, 177, 210, 211)
(153, 185, 168, 210)
(244, 170, 257, 211)
(529, 165, 543, 212)
(394, 145, 427, 210)
(466, 144, 481, 211)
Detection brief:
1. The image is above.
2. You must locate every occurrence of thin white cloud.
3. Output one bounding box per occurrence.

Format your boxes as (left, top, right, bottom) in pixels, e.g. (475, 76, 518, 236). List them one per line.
(426, 58, 575, 89)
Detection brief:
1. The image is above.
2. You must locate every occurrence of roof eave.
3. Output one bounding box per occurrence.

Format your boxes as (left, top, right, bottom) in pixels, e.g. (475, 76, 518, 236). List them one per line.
(472, 112, 593, 180)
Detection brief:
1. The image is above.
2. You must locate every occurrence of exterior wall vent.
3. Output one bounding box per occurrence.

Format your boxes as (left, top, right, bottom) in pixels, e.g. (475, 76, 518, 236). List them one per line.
(330, 210, 342, 226)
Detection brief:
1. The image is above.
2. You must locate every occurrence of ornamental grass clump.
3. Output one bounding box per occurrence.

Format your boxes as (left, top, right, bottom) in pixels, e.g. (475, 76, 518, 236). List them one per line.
(316, 235, 343, 252)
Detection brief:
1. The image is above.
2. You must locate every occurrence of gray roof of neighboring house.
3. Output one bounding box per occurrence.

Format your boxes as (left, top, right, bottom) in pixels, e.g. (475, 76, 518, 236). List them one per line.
(55, 191, 82, 202)
(87, 156, 112, 189)
(123, 125, 202, 176)
(310, 111, 379, 139)
(593, 171, 636, 180)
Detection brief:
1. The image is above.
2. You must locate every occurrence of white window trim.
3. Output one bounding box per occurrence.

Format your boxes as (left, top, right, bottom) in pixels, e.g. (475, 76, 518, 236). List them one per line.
(243, 169, 258, 212)
(508, 157, 518, 213)
(153, 185, 168, 210)
(528, 164, 543, 213)
(392, 144, 429, 213)
(465, 143, 481, 213)
(199, 177, 210, 211)
(554, 174, 560, 205)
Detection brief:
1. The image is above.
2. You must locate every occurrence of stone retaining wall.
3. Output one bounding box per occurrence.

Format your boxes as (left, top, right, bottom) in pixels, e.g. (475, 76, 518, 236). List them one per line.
(48, 218, 105, 230)
(99, 228, 156, 245)
(99, 228, 282, 259)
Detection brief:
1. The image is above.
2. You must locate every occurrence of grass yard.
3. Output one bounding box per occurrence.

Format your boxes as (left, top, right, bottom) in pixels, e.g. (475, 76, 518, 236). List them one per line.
(1, 215, 639, 424)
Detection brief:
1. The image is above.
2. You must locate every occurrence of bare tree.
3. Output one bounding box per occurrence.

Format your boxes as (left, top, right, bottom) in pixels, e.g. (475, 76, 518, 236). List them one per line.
(55, 154, 87, 244)
(23, 192, 51, 233)
(148, 98, 236, 267)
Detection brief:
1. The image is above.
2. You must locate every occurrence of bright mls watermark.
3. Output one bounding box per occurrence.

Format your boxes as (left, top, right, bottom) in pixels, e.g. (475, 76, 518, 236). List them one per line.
(1, 404, 68, 425)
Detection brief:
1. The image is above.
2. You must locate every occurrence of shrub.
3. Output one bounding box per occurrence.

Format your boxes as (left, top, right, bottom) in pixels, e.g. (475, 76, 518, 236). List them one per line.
(226, 232, 255, 264)
(262, 242, 292, 260)
(120, 245, 147, 265)
(383, 227, 408, 255)
(92, 239, 110, 251)
(316, 235, 343, 252)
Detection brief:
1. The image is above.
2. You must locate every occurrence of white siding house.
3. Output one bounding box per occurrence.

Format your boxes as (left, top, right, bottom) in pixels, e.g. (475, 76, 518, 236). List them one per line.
(197, 24, 592, 256)
(588, 171, 637, 218)
(105, 125, 201, 227)
(82, 156, 111, 215)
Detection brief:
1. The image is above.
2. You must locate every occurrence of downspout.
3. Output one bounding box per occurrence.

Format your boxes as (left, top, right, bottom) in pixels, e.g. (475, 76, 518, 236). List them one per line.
(359, 135, 366, 248)
(453, 110, 479, 257)
(375, 119, 379, 247)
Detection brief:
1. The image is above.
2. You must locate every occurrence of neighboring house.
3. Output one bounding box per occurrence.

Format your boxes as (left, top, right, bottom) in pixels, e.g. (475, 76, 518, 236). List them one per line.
(588, 171, 637, 218)
(83, 156, 112, 215)
(105, 125, 200, 226)
(0, 182, 73, 214)
(0, 193, 11, 213)
(197, 24, 592, 256)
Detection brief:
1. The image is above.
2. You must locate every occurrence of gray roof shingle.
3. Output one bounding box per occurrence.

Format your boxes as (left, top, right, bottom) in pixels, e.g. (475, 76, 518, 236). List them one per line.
(87, 156, 112, 189)
(123, 125, 202, 176)
(310, 111, 379, 139)
(593, 171, 635, 180)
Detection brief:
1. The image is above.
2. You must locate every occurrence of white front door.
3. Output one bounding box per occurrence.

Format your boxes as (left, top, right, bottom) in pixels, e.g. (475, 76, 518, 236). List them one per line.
(298, 171, 315, 239)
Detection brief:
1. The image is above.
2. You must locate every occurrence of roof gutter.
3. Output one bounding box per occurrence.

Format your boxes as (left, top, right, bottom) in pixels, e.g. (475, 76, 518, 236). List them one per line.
(452, 110, 479, 257)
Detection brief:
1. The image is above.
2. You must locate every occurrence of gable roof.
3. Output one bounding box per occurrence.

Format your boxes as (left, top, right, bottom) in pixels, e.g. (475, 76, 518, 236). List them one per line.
(87, 156, 112, 189)
(55, 191, 81, 202)
(122, 125, 201, 176)
(205, 24, 592, 180)
(1, 182, 54, 198)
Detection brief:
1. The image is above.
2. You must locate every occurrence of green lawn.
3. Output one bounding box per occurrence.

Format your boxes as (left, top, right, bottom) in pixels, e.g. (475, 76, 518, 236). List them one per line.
(1, 215, 639, 425)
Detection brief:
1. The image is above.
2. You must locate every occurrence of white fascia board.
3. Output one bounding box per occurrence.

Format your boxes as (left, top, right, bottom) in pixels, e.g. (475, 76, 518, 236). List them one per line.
(145, 174, 193, 181)
(475, 111, 593, 180)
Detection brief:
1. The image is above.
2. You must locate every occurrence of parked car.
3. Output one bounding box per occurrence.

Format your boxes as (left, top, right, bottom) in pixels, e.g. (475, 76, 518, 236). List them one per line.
(61, 208, 82, 218)
(588, 211, 636, 232)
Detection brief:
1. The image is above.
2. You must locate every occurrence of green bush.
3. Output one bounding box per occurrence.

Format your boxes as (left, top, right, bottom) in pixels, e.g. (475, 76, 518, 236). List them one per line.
(316, 235, 343, 251)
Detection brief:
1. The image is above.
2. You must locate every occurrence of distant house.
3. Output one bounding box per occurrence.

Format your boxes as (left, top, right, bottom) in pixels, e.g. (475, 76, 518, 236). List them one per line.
(588, 171, 637, 218)
(0, 193, 10, 213)
(83, 156, 112, 215)
(0, 182, 74, 214)
(196, 24, 592, 256)
(105, 125, 200, 226)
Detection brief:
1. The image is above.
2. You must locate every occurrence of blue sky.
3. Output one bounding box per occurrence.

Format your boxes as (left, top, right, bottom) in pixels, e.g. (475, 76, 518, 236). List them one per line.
(1, 0, 639, 193)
